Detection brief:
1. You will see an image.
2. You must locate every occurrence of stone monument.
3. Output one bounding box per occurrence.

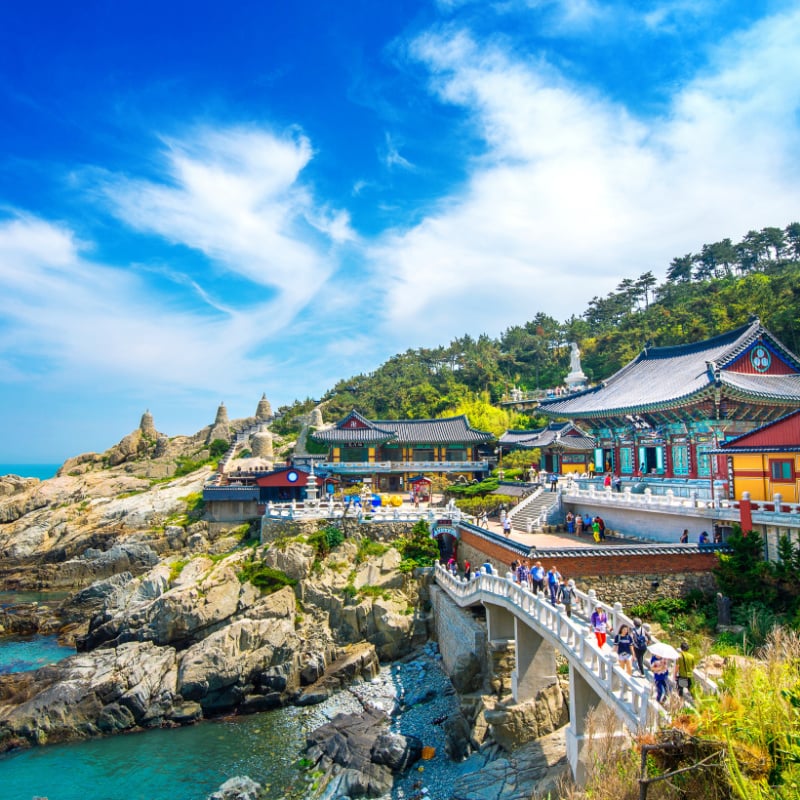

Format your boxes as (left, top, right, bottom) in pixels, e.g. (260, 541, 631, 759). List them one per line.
(255, 393, 272, 420)
(564, 342, 587, 391)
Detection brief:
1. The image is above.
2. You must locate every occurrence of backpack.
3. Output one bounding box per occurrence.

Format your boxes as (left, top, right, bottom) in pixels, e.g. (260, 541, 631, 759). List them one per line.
(633, 627, 647, 649)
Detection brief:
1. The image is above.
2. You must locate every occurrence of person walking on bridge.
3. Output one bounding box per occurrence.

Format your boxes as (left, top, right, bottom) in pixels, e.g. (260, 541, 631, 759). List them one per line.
(547, 566, 562, 604)
(531, 561, 545, 594)
(632, 618, 651, 676)
(558, 579, 576, 617)
(591, 607, 609, 649)
(614, 624, 634, 676)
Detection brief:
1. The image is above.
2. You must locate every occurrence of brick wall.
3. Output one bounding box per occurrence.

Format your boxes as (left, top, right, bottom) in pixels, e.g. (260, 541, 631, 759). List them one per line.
(458, 527, 719, 578)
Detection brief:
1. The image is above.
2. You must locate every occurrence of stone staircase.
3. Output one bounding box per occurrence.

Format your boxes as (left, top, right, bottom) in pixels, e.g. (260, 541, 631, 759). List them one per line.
(509, 490, 560, 532)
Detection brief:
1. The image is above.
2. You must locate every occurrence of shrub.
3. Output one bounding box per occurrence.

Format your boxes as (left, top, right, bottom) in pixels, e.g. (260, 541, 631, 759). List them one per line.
(355, 538, 389, 563)
(237, 561, 297, 594)
(307, 525, 345, 558)
(395, 520, 439, 570)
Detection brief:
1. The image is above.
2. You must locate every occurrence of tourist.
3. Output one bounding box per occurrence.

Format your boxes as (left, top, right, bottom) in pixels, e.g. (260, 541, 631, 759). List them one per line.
(516, 560, 528, 586)
(675, 641, 696, 698)
(651, 653, 670, 703)
(503, 517, 512, 537)
(680, 529, 689, 543)
(482, 561, 493, 575)
(531, 561, 545, 594)
(591, 606, 609, 648)
(604, 472, 612, 489)
(464, 561, 471, 580)
(575, 514, 584, 535)
(612, 474, 622, 492)
(596, 515, 606, 540)
(614, 624, 634, 676)
(588, 461, 595, 477)
(566, 511, 575, 534)
(549, 473, 558, 492)
(632, 618, 651, 676)
(547, 566, 562, 604)
(699, 531, 709, 544)
(592, 517, 601, 542)
(583, 513, 592, 531)
(714, 529, 723, 543)
(558, 578, 577, 617)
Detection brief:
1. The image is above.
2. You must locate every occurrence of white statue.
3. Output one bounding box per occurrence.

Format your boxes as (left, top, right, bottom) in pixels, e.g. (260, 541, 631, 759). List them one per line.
(569, 342, 581, 373)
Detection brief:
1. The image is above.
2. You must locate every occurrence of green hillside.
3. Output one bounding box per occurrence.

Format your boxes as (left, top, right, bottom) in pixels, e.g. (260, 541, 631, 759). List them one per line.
(274, 222, 800, 430)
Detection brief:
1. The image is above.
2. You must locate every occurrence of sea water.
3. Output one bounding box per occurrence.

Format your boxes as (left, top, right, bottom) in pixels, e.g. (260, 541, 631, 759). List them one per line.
(0, 706, 315, 800)
(0, 635, 74, 674)
(0, 464, 61, 481)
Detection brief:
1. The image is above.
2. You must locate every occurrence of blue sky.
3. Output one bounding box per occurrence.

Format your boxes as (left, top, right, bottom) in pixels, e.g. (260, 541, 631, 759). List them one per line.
(2, 0, 800, 463)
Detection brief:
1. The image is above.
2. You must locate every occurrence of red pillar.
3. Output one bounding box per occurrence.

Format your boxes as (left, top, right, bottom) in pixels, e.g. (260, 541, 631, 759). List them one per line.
(739, 493, 753, 532)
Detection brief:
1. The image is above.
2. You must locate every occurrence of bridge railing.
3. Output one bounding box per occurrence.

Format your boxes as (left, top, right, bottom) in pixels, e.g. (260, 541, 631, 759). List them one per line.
(434, 565, 665, 730)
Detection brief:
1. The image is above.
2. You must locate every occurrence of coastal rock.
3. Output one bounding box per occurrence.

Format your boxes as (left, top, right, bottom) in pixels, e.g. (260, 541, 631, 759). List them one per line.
(208, 776, 262, 800)
(305, 709, 422, 798)
(483, 682, 569, 751)
(0, 640, 179, 749)
(450, 728, 569, 800)
(177, 603, 297, 712)
(261, 541, 315, 582)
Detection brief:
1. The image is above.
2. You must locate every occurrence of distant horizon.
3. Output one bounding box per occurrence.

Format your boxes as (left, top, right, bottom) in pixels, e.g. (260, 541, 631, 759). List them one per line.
(2, 1, 800, 461)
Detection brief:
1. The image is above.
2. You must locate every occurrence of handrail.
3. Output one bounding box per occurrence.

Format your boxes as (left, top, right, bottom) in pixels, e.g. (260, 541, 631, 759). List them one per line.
(434, 564, 663, 731)
(433, 564, 717, 731)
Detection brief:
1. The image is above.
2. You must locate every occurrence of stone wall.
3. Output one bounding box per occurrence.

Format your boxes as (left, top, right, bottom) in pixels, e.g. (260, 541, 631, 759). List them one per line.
(260, 518, 420, 544)
(430, 585, 488, 693)
(569, 572, 716, 609)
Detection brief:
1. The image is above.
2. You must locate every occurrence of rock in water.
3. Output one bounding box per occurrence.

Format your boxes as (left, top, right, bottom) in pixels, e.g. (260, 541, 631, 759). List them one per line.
(207, 776, 262, 800)
(305, 709, 423, 797)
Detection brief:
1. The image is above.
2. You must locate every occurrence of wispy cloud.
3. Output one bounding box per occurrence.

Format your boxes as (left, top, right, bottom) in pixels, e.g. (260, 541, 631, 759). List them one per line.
(102, 125, 352, 327)
(369, 8, 800, 346)
(383, 132, 416, 171)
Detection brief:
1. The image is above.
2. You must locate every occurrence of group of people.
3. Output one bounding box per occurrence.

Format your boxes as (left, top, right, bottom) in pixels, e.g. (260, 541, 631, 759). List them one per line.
(507, 559, 578, 616)
(447, 557, 697, 703)
(565, 511, 606, 541)
(589, 609, 696, 702)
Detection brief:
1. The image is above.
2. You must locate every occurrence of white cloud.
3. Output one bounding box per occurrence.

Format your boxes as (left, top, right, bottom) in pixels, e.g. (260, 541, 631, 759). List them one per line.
(368, 9, 800, 346)
(384, 132, 416, 171)
(0, 214, 282, 394)
(103, 125, 352, 328)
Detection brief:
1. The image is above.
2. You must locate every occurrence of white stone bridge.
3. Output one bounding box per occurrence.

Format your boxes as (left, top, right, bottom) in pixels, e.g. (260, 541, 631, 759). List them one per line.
(433, 564, 669, 783)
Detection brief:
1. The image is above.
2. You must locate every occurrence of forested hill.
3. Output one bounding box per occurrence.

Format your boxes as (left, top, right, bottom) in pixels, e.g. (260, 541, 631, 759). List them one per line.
(275, 223, 800, 430)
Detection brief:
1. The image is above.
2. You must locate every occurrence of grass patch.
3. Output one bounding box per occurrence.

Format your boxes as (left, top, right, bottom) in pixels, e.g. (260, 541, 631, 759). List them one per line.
(358, 584, 392, 601)
(355, 538, 389, 564)
(169, 559, 189, 583)
(238, 559, 297, 594)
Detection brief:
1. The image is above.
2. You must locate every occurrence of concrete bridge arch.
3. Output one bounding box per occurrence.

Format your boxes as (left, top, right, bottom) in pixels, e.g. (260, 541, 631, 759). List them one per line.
(434, 565, 664, 784)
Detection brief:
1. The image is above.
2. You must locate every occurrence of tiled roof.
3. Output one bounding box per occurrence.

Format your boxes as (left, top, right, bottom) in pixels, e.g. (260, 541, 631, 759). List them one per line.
(312, 412, 493, 444)
(539, 320, 800, 418)
(500, 423, 594, 450)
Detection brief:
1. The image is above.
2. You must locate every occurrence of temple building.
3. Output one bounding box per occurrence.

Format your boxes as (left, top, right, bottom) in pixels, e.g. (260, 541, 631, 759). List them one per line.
(538, 318, 800, 487)
(310, 410, 494, 492)
(499, 422, 595, 475)
(716, 409, 800, 503)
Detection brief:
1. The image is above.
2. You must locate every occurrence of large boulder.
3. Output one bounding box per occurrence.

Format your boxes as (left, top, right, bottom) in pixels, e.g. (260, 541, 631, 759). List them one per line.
(0, 640, 180, 750)
(305, 709, 422, 798)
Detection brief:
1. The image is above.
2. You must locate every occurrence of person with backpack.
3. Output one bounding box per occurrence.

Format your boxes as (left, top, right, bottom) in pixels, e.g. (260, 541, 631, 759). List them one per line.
(558, 578, 577, 617)
(632, 618, 651, 676)
(675, 642, 696, 698)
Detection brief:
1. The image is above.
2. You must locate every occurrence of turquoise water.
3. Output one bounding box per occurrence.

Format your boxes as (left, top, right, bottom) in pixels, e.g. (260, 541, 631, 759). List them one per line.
(0, 635, 75, 674)
(0, 463, 61, 481)
(1, 705, 318, 800)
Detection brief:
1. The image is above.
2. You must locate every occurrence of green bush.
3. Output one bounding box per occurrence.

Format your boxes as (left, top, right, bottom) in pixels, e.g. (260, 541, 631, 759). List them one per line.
(237, 561, 297, 594)
(355, 538, 389, 563)
(395, 520, 439, 570)
(209, 439, 229, 459)
(307, 525, 345, 558)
